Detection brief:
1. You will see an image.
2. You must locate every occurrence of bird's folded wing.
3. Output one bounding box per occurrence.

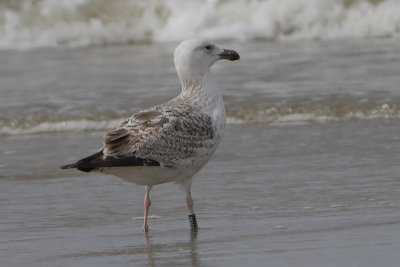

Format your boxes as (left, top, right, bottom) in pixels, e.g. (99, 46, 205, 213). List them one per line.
(103, 105, 215, 167)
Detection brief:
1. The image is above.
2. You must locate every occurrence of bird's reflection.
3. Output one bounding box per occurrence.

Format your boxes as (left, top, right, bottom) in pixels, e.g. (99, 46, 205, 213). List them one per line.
(144, 232, 154, 266)
(189, 231, 199, 266)
(144, 230, 199, 267)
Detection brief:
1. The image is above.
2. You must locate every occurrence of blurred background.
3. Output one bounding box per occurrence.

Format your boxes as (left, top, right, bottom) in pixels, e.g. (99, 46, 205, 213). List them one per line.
(0, 0, 399, 49)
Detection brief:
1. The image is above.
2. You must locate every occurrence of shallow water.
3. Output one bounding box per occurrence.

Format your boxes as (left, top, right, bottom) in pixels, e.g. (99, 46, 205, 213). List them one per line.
(2, 122, 400, 266)
(2, 38, 400, 135)
(1, 38, 400, 266)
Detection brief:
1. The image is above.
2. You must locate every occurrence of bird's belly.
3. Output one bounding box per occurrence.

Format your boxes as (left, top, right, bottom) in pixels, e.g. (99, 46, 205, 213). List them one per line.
(99, 165, 201, 186)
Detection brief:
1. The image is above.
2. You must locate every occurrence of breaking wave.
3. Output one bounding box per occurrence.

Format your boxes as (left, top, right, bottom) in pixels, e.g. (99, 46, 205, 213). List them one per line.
(0, 0, 399, 50)
(227, 97, 400, 125)
(1, 97, 400, 135)
(0, 119, 122, 136)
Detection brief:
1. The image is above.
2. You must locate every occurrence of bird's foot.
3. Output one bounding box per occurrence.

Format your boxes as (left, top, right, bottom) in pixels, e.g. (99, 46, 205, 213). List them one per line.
(188, 213, 198, 231)
(143, 225, 149, 232)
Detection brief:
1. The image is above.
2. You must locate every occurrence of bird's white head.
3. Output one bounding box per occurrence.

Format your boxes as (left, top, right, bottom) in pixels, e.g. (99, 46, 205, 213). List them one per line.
(174, 39, 240, 89)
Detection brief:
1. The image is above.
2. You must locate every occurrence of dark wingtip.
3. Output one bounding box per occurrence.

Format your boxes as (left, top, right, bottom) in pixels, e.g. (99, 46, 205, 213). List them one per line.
(59, 150, 103, 172)
(59, 149, 161, 173)
(59, 163, 95, 172)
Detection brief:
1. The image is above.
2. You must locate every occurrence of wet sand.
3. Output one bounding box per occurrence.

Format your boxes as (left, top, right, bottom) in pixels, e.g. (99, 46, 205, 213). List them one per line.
(2, 122, 400, 266)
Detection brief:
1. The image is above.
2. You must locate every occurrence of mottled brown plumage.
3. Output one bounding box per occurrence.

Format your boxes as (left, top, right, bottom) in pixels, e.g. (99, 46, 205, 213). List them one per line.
(103, 98, 214, 167)
(60, 39, 240, 232)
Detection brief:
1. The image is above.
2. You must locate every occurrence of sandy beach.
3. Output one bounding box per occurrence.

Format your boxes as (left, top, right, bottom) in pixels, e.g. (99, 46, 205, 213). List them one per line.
(2, 120, 400, 266)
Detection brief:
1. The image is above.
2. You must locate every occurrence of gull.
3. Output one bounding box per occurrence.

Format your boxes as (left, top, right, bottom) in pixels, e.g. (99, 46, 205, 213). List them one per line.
(60, 39, 240, 231)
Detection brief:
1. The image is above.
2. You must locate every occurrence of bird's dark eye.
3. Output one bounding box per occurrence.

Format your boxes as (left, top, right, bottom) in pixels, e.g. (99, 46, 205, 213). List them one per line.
(205, 45, 212, 50)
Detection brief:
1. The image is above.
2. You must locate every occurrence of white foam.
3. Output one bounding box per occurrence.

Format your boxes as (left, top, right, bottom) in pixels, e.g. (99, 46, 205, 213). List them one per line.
(329, 204, 349, 208)
(273, 113, 337, 124)
(132, 215, 162, 221)
(0, 0, 399, 50)
(0, 119, 121, 135)
(226, 117, 247, 125)
(273, 225, 287, 230)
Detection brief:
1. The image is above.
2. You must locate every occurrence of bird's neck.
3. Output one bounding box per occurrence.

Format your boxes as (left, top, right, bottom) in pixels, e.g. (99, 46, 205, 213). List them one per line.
(179, 70, 223, 112)
(178, 70, 226, 135)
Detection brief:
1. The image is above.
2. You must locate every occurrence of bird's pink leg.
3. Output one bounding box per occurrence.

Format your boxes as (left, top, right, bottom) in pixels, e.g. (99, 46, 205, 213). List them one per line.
(143, 186, 152, 232)
(186, 189, 198, 231)
(186, 190, 194, 214)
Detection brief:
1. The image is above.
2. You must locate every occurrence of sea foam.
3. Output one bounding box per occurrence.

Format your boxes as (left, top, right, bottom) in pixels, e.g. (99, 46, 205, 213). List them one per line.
(0, 0, 399, 50)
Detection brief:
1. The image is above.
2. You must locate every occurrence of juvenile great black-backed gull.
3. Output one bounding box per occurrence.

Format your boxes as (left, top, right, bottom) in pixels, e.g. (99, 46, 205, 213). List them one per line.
(60, 39, 240, 232)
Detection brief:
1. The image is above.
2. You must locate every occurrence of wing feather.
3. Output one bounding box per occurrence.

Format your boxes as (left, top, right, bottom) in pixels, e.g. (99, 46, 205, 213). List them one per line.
(61, 101, 216, 172)
(103, 103, 215, 167)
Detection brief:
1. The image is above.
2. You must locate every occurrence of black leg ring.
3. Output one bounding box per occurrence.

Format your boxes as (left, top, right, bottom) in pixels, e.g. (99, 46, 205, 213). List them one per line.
(188, 213, 198, 231)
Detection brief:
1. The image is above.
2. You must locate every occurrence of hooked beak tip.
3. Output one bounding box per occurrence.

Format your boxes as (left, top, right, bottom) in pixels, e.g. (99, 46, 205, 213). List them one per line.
(218, 49, 240, 61)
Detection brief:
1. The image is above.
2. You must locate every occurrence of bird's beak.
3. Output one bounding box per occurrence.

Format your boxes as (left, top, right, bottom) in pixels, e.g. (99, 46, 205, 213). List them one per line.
(218, 49, 240, 61)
